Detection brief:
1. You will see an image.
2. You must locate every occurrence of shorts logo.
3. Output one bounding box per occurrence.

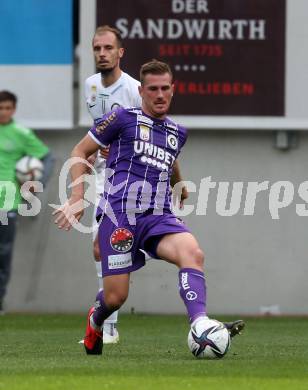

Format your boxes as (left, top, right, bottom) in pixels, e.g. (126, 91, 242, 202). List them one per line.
(108, 253, 132, 269)
(110, 228, 134, 252)
(139, 125, 151, 141)
(167, 134, 178, 150)
(186, 291, 198, 301)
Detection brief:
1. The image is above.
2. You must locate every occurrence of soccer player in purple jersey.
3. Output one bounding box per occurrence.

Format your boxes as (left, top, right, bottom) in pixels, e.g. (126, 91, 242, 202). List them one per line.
(53, 60, 244, 355)
(83, 25, 188, 344)
(84, 25, 142, 344)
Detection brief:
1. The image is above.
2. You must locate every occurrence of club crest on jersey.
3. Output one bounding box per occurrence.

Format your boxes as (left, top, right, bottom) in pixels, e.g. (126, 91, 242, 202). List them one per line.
(167, 134, 178, 150)
(139, 125, 151, 141)
(110, 228, 134, 253)
(90, 85, 97, 102)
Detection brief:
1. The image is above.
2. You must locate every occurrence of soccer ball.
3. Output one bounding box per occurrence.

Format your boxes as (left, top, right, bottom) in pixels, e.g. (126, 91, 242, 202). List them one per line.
(15, 156, 44, 184)
(188, 318, 230, 359)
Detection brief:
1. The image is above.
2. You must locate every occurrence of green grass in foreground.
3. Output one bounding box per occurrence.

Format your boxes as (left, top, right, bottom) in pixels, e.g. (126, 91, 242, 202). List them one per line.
(0, 314, 308, 390)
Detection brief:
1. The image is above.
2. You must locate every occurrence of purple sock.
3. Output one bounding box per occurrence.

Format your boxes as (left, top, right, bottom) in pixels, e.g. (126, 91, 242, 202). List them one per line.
(179, 268, 207, 323)
(92, 290, 115, 328)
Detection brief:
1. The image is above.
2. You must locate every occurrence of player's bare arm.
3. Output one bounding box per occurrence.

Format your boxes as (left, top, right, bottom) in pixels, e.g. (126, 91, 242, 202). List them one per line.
(86, 146, 109, 173)
(53, 135, 100, 230)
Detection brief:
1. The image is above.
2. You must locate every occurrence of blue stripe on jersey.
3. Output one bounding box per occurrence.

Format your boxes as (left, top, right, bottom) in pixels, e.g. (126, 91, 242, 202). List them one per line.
(0, 0, 73, 64)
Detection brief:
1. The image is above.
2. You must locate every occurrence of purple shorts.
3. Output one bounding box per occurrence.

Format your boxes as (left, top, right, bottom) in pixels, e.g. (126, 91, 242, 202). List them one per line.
(98, 210, 190, 276)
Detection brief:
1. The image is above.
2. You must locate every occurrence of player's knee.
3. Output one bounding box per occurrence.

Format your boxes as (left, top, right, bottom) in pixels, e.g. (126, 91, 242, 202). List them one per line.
(105, 291, 127, 309)
(191, 247, 205, 268)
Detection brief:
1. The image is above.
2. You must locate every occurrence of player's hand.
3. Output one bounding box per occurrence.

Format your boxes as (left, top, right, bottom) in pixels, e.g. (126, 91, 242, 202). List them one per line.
(100, 146, 110, 160)
(180, 186, 189, 209)
(87, 153, 96, 166)
(52, 196, 84, 231)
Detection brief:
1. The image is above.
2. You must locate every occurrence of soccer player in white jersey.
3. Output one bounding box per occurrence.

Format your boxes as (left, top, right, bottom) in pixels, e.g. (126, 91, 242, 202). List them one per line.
(83, 26, 188, 344)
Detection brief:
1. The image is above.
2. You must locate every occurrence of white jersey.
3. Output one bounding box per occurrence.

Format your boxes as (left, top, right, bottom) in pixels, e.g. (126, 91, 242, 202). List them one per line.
(85, 71, 141, 192)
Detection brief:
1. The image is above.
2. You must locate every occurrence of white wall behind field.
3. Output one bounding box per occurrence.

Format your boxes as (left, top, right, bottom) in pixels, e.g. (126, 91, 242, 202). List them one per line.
(6, 129, 308, 315)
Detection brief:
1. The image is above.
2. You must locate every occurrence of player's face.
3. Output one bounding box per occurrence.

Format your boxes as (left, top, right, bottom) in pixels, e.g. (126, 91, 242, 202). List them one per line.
(0, 101, 15, 124)
(92, 32, 124, 74)
(139, 73, 174, 119)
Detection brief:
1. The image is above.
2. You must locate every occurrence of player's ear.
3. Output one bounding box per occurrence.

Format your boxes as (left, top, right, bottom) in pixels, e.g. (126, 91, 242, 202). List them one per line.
(138, 85, 142, 97)
(119, 48, 124, 58)
(171, 83, 174, 96)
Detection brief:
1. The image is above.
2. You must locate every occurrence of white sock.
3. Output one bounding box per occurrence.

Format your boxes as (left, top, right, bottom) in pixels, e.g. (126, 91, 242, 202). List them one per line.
(104, 310, 118, 325)
(104, 310, 119, 334)
(103, 323, 117, 336)
(95, 262, 103, 290)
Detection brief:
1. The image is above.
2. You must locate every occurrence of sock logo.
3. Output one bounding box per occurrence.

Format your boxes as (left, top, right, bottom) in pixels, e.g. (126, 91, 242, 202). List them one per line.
(181, 272, 198, 300)
(94, 300, 101, 309)
(186, 291, 198, 301)
(181, 272, 190, 290)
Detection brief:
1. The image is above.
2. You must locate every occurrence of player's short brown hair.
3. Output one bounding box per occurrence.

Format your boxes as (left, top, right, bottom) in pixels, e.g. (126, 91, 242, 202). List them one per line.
(93, 25, 123, 48)
(0, 90, 17, 106)
(140, 60, 173, 85)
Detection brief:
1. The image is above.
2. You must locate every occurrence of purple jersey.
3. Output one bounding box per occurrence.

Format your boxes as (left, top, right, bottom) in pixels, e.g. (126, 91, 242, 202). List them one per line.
(88, 107, 187, 215)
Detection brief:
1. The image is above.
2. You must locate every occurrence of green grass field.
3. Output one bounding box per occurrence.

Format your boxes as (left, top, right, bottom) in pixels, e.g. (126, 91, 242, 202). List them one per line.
(0, 314, 307, 390)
